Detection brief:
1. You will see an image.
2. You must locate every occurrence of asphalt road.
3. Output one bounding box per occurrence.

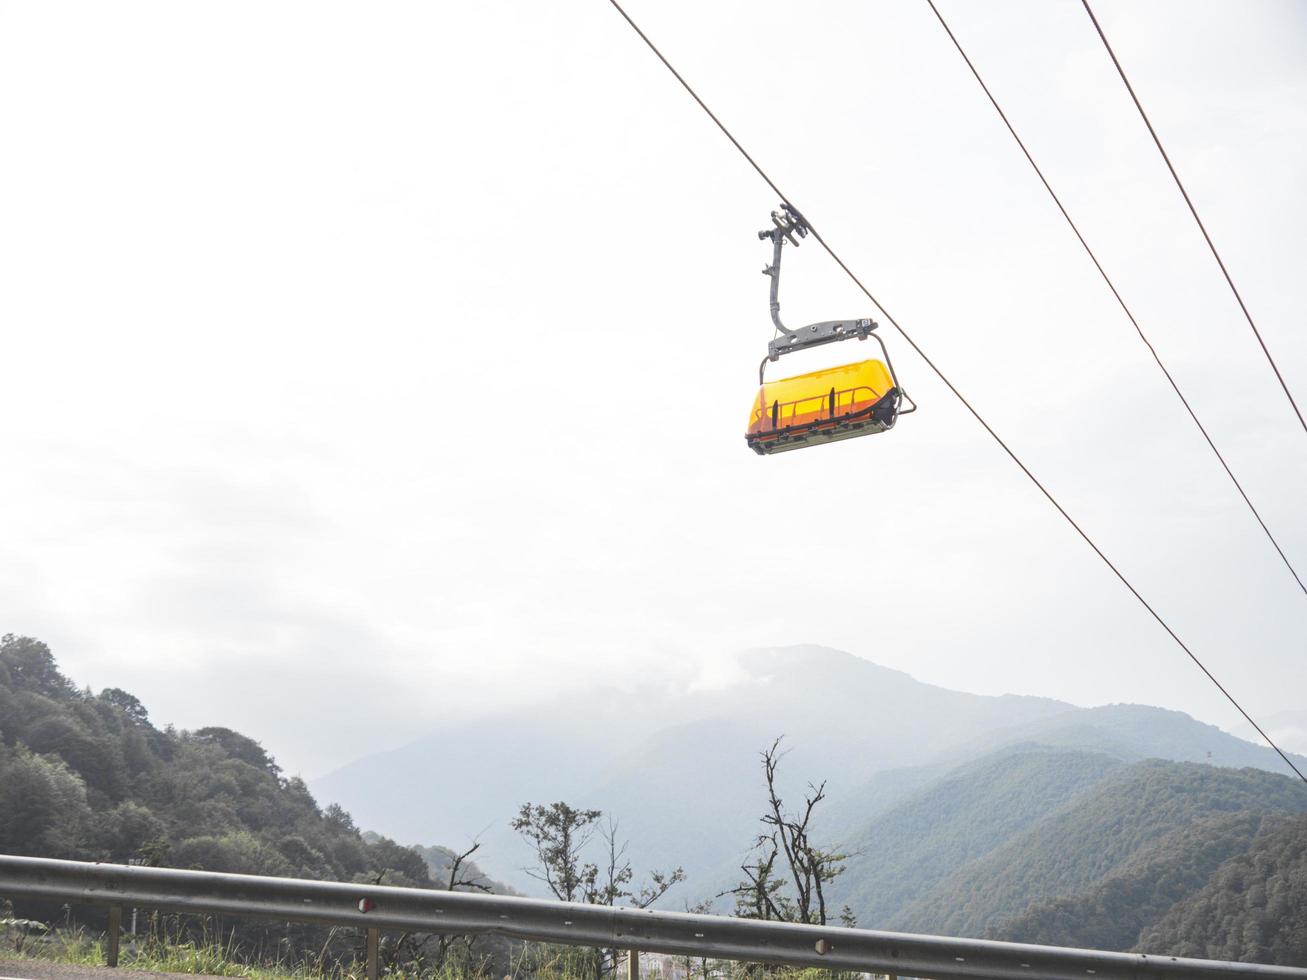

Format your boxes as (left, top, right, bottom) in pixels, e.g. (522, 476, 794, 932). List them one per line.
(0, 961, 239, 980)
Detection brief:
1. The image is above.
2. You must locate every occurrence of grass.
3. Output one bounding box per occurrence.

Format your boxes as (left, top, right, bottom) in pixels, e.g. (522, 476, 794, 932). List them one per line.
(3, 917, 359, 979)
(3, 918, 874, 980)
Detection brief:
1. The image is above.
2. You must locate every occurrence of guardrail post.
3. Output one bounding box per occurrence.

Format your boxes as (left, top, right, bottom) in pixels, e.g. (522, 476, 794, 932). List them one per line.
(626, 948, 639, 980)
(106, 906, 122, 967)
(366, 926, 380, 980)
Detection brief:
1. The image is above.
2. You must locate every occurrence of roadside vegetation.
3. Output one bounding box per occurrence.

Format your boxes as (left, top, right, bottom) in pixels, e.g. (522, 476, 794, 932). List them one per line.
(1, 909, 865, 980)
(0, 636, 854, 978)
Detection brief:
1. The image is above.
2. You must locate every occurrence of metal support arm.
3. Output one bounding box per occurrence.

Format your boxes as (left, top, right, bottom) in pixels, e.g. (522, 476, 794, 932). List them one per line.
(758, 204, 810, 336)
(759, 204, 879, 359)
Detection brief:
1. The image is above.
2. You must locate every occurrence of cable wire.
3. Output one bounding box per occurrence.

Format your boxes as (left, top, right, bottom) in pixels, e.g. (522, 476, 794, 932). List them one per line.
(921, 0, 1306, 601)
(602, 0, 1307, 785)
(1080, 0, 1307, 439)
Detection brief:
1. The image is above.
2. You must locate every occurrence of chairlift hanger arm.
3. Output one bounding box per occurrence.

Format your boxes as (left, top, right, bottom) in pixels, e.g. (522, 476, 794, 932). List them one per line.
(758, 205, 882, 380)
(760, 204, 878, 345)
(758, 203, 813, 336)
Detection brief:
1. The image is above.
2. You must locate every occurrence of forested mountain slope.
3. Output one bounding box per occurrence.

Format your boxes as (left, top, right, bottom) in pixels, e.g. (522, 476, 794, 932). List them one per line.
(823, 746, 1123, 926)
(0, 634, 440, 888)
(813, 762, 952, 843)
(1135, 815, 1307, 965)
(989, 810, 1293, 950)
(890, 760, 1307, 938)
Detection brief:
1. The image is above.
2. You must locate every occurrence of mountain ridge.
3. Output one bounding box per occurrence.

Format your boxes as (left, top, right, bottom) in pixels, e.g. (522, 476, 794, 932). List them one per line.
(310, 644, 1303, 895)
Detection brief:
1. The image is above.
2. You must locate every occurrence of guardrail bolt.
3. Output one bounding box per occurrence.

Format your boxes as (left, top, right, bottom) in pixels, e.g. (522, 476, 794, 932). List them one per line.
(106, 906, 122, 968)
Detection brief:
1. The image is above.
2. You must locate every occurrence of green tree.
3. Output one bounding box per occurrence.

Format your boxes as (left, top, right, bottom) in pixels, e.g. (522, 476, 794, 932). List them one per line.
(0, 635, 78, 700)
(512, 802, 684, 980)
(192, 727, 281, 777)
(89, 800, 168, 861)
(0, 744, 91, 856)
(512, 802, 603, 903)
(99, 688, 151, 726)
(1136, 815, 1307, 966)
(172, 831, 295, 876)
(23, 714, 126, 801)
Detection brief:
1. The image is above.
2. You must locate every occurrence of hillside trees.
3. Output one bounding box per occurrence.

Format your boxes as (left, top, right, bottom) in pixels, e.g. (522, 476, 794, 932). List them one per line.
(0, 744, 91, 854)
(0, 633, 521, 973)
(826, 745, 1121, 929)
(0, 634, 441, 889)
(1135, 815, 1307, 965)
(989, 810, 1293, 951)
(891, 760, 1307, 938)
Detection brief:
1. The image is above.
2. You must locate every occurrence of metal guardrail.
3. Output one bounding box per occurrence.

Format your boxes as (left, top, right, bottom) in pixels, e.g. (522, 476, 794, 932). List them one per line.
(2, 856, 1304, 980)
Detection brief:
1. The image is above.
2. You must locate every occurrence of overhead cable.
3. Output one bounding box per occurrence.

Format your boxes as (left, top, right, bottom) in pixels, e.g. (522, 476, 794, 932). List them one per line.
(602, 0, 1307, 785)
(1080, 0, 1307, 439)
(921, 0, 1306, 600)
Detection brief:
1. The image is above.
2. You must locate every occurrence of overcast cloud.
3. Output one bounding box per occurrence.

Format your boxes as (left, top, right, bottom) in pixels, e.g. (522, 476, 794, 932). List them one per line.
(2, 0, 1304, 777)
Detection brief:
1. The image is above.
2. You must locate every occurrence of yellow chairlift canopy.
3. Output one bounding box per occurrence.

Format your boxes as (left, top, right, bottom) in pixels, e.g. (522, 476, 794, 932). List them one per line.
(746, 358, 897, 455)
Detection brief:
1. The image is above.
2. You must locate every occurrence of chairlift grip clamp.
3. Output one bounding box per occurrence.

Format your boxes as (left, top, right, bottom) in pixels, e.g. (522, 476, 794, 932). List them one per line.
(758, 204, 810, 337)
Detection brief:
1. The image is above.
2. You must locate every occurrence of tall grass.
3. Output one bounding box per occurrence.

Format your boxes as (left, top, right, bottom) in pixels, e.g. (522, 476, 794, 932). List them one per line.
(3, 914, 872, 980)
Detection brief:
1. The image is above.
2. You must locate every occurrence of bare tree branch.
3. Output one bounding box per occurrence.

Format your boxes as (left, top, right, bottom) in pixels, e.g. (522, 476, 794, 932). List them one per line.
(731, 737, 849, 927)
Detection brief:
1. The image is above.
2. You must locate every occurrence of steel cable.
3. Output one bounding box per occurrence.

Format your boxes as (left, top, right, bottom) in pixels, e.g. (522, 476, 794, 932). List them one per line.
(603, 0, 1307, 785)
(1080, 0, 1307, 439)
(921, 0, 1306, 599)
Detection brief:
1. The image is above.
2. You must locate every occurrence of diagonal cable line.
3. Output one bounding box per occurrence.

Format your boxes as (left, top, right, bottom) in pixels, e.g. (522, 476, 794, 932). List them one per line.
(602, 0, 1306, 785)
(921, 0, 1306, 600)
(1080, 0, 1307, 439)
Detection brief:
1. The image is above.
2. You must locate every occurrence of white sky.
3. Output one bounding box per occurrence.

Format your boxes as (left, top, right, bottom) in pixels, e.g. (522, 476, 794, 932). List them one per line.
(2, 0, 1304, 778)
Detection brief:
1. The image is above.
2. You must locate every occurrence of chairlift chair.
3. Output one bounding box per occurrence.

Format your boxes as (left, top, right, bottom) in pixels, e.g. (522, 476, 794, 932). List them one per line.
(745, 205, 913, 455)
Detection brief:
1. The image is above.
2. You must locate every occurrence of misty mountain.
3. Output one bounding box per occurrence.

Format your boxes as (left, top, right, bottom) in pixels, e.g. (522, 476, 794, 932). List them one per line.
(966, 702, 1304, 771)
(310, 645, 1071, 890)
(311, 644, 1304, 897)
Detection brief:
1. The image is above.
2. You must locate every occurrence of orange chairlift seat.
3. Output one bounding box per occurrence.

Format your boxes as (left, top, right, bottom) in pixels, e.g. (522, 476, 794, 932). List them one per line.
(748, 358, 899, 454)
(745, 205, 914, 456)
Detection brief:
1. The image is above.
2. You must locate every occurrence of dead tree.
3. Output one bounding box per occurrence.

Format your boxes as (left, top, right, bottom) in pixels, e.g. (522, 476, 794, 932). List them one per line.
(725, 737, 854, 927)
(433, 840, 494, 969)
